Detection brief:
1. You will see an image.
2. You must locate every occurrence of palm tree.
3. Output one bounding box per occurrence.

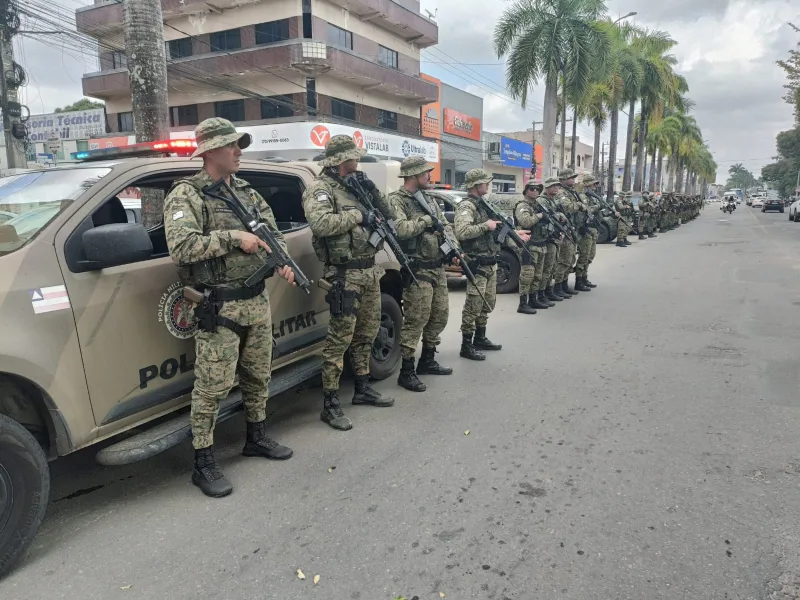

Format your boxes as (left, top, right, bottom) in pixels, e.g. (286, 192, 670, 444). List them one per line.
(494, 0, 611, 180)
(576, 81, 611, 175)
(645, 114, 681, 191)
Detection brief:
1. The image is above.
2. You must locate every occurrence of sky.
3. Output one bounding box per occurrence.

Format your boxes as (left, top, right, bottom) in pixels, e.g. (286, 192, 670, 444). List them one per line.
(11, 0, 800, 184)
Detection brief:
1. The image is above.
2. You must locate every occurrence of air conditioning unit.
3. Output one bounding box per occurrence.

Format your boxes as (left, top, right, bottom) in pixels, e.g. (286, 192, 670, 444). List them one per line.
(487, 141, 500, 160)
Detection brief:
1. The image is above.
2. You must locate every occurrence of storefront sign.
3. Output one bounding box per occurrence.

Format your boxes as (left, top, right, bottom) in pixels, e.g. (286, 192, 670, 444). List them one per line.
(25, 109, 107, 142)
(172, 121, 439, 162)
(419, 73, 442, 182)
(499, 137, 533, 168)
(443, 108, 481, 141)
(89, 135, 136, 149)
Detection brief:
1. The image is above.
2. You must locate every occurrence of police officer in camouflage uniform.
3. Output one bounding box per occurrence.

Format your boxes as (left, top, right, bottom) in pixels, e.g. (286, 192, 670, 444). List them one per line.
(514, 181, 551, 313)
(455, 169, 519, 360)
(615, 191, 633, 246)
(390, 156, 455, 392)
(553, 168, 582, 296)
(164, 118, 296, 498)
(539, 177, 568, 302)
(573, 174, 600, 290)
(302, 135, 395, 432)
(638, 191, 654, 239)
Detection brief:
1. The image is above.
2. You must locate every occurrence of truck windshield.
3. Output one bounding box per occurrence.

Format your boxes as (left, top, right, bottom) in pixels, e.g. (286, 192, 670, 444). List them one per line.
(0, 168, 111, 257)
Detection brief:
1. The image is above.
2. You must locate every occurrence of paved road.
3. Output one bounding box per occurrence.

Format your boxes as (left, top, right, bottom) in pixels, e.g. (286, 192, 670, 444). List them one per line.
(4, 204, 800, 600)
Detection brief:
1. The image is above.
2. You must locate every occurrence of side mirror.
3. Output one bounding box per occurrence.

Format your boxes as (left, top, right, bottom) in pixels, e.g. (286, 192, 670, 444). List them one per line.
(80, 223, 153, 270)
(0, 224, 19, 244)
(444, 211, 455, 224)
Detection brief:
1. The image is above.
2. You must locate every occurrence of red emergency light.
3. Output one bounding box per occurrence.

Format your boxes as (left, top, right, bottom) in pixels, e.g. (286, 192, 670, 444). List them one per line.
(72, 139, 197, 161)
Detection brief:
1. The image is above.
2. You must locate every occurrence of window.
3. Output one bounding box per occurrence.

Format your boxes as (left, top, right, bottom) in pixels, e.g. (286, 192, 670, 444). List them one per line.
(378, 45, 398, 69)
(168, 38, 193, 59)
(255, 19, 290, 45)
(170, 104, 199, 127)
(331, 97, 355, 121)
(210, 28, 241, 51)
(111, 51, 127, 69)
(214, 99, 245, 122)
(306, 78, 317, 116)
(377, 109, 397, 131)
(261, 96, 294, 119)
(118, 112, 134, 132)
(327, 24, 352, 49)
(576, 155, 581, 167)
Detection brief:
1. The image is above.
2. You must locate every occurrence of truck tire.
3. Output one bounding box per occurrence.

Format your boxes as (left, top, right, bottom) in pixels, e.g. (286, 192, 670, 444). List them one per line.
(0, 413, 49, 578)
(369, 293, 402, 380)
(597, 222, 611, 244)
(495, 248, 520, 294)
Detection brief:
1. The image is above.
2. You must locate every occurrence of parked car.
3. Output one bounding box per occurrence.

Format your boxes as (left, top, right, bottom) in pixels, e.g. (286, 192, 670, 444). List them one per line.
(762, 197, 784, 213)
(0, 142, 408, 576)
(789, 199, 800, 221)
(752, 198, 764, 208)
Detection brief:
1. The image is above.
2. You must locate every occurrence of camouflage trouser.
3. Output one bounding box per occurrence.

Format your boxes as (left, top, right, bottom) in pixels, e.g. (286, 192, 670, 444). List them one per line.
(400, 267, 449, 359)
(639, 214, 649, 233)
(322, 267, 382, 391)
(191, 297, 273, 450)
(554, 236, 577, 282)
(461, 263, 497, 334)
(518, 245, 546, 294)
(540, 242, 560, 290)
(575, 229, 597, 277)
(617, 217, 631, 240)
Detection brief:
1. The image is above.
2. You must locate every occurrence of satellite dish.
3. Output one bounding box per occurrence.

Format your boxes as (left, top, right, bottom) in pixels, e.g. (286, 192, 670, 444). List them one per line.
(424, 8, 437, 19)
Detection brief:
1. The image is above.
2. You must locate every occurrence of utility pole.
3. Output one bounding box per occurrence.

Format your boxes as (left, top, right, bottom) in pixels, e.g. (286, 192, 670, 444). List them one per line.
(531, 120, 541, 182)
(124, 0, 169, 226)
(0, 0, 28, 171)
(600, 142, 607, 193)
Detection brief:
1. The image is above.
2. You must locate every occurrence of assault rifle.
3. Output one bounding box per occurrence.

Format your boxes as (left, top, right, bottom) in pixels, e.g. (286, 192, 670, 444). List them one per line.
(341, 173, 420, 287)
(534, 198, 576, 243)
(203, 179, 312, 293)
(412, 191, 489, 310)
(587, 189, 630, 229)
(476, 196, 535, 263)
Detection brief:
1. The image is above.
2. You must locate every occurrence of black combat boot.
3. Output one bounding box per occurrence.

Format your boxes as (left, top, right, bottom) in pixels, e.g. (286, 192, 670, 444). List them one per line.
(545, 285, 564, 302)
(192, 447, 233, 498)
(517, 294, 537, 314)
(398, 357, 426, 392)
(575, 277, 592, 292)
(473, 326, 502, 351)
(561, 280, 578, 296)
(639, 233, 647, 240)
(352, 375, 395, 407)
(584, 276, 597, 288)
(530, 291, 550, 310)
(460, 332, 486, 361)
(624, 238, 632, 246)
(649, 232, 658, 238)
(321, 390, 353, 430)
(552, 283, 569, 299)
(242, 420, 293, 460)
(616, 240, 626, 247)
(417, 346, 453, 375)
(539, 290, 556, 307)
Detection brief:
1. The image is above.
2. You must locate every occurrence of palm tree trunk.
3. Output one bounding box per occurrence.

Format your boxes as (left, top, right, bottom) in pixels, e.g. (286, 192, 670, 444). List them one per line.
(560, 82, 567, 170)
(667, 155, 675, 192)
(570, 107, 578, 168)
(541, 78, 558, 181)
(593, 121, 601, 175)
(676, 159, 684, 192)
(656, 150, 664, 191)
(606, 107, 619, 201)
(634, 108, 647, 191)
(622, 98, 636, 191)
(648, 147, 657, 191)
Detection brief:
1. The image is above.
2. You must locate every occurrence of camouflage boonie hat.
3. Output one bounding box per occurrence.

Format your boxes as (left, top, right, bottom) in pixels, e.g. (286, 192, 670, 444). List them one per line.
(524, 180, 543, 192)
(558, 168, 577, 181)
(619, 190, 632, 197)
(580, 174, 598, 186)
(399, 155, 434, 178)
(464, 168, 493, 189)
(192, 117, 251, 158)
(319, 134, 366, 167)
(543, 177, 561, 189)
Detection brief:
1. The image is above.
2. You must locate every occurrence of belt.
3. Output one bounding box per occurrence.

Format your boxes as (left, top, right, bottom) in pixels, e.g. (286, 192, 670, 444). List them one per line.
(468, 256, 497, 267)
(198, 280, 265, 302)
(410, 258, 446, 270)
(334, 258, 375, 271)
(526, 240, 547, 247)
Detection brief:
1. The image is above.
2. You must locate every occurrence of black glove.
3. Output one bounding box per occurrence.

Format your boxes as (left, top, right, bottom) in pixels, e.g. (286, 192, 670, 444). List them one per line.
(354, 171, 376, 192)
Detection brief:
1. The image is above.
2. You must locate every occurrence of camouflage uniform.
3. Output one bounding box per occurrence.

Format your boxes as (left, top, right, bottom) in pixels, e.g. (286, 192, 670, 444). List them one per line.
(390, 156, 453, 392)
(164, 118, 293, 498)
(554, 168, 583, 296)
(615, 191, 633, 246)
(638, 192, 652, 238)
(302, 135, 395, 431)
(455, 168, 502, 360)
(575, 174, 600, 288)
(538, 178, 567, 302)
(514, 182, 550, 313)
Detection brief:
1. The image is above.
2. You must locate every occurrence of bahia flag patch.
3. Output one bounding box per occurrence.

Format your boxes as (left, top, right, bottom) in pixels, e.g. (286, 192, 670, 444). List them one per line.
(30, 285, 71, 314)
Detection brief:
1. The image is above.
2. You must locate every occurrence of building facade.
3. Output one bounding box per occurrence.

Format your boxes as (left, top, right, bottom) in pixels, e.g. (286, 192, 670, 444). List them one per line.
(76, 0, 439, 159)
(500, 129, 595, 180)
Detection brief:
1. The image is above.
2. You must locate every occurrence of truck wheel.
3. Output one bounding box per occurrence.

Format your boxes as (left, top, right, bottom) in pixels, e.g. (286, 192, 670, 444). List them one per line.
(495, 248, 520, 294)
(0, 413, 49, 578)
(597, 222, 611, 244)
(369, 293, 402, 380)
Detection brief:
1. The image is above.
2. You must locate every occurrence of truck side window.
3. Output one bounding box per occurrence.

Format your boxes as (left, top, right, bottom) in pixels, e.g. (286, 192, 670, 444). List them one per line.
(239, 171, 308, 233)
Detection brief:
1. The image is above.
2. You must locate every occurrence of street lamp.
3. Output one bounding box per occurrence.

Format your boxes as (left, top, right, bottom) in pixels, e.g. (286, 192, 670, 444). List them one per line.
(613, 11, 637, 24)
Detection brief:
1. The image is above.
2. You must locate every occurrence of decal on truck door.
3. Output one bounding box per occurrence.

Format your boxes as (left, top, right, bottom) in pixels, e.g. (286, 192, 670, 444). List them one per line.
(157, 281, 198, 339)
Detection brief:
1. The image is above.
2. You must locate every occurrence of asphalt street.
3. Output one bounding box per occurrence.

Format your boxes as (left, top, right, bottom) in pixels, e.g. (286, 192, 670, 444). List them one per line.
(4, 203, 800, 600)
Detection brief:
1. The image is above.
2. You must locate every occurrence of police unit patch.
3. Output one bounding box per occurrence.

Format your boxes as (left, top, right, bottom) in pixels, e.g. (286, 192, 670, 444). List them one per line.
(157, 282, 198, 340)
(314, 191, 330, 203)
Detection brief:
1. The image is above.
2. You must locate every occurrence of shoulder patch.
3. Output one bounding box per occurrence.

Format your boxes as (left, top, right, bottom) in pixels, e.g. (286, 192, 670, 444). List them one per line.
(172, 210, 184, 221)
(314, 190, 331, 203)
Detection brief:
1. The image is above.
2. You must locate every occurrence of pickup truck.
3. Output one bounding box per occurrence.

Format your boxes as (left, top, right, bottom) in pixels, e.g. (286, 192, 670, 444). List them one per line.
(0, 142, 405, 576)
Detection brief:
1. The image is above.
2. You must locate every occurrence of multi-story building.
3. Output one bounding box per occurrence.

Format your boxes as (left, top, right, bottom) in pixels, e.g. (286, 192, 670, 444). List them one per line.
(76, 0, 439, 161)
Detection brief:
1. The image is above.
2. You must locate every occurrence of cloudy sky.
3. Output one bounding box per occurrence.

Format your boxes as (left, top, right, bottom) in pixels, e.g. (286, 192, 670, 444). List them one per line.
(12, 0, 800, 184)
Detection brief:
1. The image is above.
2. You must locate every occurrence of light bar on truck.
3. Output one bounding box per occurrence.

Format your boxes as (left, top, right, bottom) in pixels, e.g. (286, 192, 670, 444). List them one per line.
(71, 139, 198, 162)
(429, 184, 452, 190)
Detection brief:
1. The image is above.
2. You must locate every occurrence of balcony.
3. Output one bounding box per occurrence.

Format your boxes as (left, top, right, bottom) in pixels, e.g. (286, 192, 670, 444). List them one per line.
(82, 41, 438, 104)
(325, 0, 437, 47)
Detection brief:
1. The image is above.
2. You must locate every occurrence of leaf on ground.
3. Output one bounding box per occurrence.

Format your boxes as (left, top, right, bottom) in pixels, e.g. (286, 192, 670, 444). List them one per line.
(440, 593, 446, 598)
(120, 585, 132, 590)
(464, 430, 470, 435)
(313, 574, 320, 585)
(296, 568, 306, 580)
(328, 466, 336, 473)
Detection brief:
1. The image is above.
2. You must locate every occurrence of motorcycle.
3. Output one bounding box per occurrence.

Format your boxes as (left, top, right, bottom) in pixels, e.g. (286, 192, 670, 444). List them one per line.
(721, 201, 735, 214)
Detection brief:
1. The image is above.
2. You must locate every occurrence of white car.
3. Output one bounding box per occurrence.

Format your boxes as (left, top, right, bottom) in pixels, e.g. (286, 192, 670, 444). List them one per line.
(752, 198, 764, 208)
(790, 199, 800, 222)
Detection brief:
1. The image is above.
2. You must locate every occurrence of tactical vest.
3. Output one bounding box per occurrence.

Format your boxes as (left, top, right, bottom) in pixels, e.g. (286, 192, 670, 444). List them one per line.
(310, 173, 378, 266)
(393, 189, 446, 262)
(169, 174, 267, 288)
(563, 187, 588, 228)
(514, 198, 550, 243)
(459, 195, 501, 257)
